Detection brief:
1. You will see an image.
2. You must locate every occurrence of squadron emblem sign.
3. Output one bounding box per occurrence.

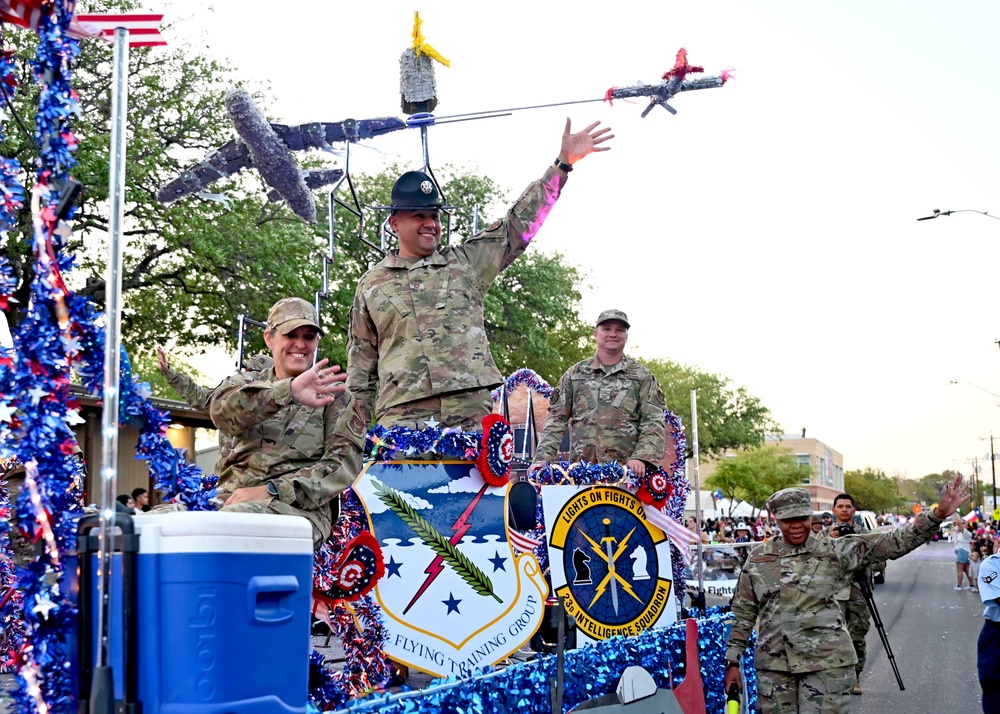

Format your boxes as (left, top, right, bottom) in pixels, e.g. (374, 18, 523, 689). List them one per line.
(542, 485, 676, 643)
(353, 461, 548, 678)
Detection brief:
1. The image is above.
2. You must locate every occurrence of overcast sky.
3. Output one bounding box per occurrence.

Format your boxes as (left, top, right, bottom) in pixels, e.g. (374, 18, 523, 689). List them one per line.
(140, 1, 1000, 482)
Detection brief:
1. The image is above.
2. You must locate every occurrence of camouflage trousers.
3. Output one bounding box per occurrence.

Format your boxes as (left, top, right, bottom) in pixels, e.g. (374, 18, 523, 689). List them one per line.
(223, 497, 334, 549)
(839, 596, 871, 676)
(756, 666, 854, 714)
(153, 497, 335, 550)
(377, 388, 494, 432)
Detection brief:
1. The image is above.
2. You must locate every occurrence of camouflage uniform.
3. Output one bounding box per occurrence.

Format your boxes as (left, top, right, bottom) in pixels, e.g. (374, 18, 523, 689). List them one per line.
(161, 354, 274, 473)
(347, 167, 566, 429)
(209, 364, 366, 548)
(821, 520, 876, 680)
(533, 355, 666, 467)
(726, 488, 943, 714)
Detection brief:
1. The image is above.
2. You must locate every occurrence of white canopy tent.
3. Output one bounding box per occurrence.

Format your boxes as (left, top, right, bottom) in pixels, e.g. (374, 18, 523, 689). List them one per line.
(685, 490, 758, 520)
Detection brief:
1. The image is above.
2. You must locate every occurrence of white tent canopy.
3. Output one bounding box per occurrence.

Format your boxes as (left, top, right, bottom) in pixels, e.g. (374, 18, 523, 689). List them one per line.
(685, 490, 757, 520)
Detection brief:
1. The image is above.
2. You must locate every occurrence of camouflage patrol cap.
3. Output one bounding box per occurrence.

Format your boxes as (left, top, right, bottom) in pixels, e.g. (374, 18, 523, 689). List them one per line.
(596, 309, 630, 328)
(267, 297, 323, 335)
(766, 488, 813, 520)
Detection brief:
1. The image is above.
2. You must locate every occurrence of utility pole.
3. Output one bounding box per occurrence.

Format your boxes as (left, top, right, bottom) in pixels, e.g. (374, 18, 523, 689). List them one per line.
(993, 434, 998, 512)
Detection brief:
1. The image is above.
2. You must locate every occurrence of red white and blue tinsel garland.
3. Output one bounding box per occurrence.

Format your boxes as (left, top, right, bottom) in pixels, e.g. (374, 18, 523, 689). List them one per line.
(0, 477, 27, 674)
(0, 5, 215, 710)
(489, 367, 554, 401)
(310, 492, 391, 708)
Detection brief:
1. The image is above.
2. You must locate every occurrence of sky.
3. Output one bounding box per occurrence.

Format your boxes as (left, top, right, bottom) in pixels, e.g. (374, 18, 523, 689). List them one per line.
(86, 1, 1000, 480)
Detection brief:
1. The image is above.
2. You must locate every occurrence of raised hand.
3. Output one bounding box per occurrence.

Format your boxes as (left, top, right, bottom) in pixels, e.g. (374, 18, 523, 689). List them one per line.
(291, 358, 346, 407)
(559, 118, 614, 166)
(934, 474, 973, 519)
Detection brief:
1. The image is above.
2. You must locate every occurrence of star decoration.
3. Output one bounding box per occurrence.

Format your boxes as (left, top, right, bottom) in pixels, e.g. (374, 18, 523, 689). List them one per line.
(489, 550, 507, 572)
(64, 409, 85, 426)
(385, 555, 403, 578)
(422, 417, 440, 429)
(27, 386, 49, 405)
(61, 335, 80, 354)
(32, 593, 57, 620)
(442, 592, 462, 615)
(0, 400, 15, 423)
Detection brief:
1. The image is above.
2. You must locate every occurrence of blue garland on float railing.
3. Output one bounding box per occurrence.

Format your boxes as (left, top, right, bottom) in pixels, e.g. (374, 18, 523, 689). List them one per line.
(333, 609, 754, 714)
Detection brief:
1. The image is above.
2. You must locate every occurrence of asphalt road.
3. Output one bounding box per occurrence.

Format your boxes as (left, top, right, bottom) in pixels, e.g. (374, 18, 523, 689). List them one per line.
(850, 539, 984, 712)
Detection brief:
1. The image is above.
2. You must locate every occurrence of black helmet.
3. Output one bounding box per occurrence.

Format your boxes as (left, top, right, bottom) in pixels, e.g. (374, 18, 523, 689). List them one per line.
(375, 170, 453, 211)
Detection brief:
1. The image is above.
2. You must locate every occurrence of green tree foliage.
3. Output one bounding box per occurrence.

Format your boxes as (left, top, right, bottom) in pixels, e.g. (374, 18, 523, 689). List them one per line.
(0, 2, 593, 394)
(844, 468, 904, 513)
(640, 358, 781, 458)
(706, 444, 811, 514)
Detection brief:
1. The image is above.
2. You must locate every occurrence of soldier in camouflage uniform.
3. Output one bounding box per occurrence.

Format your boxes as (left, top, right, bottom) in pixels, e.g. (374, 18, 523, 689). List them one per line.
(531, 310, 665, 478)
(347, 119, 614, 431)
(723, 477, 970, 714)
(825, 492, 875, 695)
(209, 298, 366, 548)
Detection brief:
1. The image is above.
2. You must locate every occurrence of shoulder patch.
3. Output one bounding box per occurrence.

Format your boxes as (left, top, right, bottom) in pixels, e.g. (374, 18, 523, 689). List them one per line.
(549, 388, 560, 404)
(985, 571, 998, 585)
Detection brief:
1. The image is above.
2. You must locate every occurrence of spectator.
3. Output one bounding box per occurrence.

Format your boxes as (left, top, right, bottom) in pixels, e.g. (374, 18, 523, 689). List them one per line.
(954, 519, 974, 590)
(131, 487, 151, 513)
(115, 494, 137, 515)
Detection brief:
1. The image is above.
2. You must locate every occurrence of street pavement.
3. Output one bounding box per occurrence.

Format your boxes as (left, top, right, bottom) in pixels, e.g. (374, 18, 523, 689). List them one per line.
(849, 538, 984, 712)
(2, 540, 986, 710)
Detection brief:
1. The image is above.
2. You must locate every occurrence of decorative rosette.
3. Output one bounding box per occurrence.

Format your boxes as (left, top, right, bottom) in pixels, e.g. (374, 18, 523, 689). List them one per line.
(317, 531, 385, 602)
(476, 413, 514, 486)
(635, 468, 674, 506)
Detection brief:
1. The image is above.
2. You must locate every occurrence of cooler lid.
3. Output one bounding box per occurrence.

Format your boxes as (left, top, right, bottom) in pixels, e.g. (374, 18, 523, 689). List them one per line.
(135, 512, 313, 554)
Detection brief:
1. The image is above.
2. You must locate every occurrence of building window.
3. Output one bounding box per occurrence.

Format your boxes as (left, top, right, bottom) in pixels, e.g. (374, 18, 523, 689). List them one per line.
(797, 455, 811, 483)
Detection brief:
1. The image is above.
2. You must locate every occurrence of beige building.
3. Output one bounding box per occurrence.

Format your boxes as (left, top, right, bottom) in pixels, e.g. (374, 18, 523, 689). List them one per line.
(698, 432, 845, 513)
(766, 433, 845, 512)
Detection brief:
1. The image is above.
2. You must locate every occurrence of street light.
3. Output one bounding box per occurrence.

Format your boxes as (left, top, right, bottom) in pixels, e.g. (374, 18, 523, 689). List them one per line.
(917, 208, 1000, 222)
(947, 380, 1000, 404)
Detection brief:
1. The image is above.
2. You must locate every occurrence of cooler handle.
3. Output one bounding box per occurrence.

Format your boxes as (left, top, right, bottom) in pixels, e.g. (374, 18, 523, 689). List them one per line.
(247, 575, 299, 625)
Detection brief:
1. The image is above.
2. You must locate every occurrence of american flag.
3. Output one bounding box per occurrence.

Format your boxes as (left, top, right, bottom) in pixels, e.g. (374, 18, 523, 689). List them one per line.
(644, 506, 699, 564)
(0, 2, 165, 47)
(507, 527, 542, 553)
(75, 13, 166, 47)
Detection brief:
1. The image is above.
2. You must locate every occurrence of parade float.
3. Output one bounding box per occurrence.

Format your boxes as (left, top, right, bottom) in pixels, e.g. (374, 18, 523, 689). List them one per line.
(0, 4, 758, 712)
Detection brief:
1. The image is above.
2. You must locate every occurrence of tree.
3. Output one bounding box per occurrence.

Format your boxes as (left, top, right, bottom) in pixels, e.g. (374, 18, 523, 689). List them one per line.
(640, 358, 781, 458)
(706, 445, 812, 515)
(844, 468, 904, 513)
(0, 2, 595, 394)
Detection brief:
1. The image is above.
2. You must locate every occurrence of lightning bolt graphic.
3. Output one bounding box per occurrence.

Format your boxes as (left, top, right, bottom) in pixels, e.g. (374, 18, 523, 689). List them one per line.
(403, 482, 489, 614)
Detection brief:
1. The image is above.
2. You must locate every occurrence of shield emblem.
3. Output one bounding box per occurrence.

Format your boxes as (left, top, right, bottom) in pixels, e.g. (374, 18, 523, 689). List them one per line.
(353, 460, 548, 678)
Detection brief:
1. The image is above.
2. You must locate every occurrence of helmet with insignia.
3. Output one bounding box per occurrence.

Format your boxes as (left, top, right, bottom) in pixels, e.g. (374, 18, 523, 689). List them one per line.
(377, 170, 454, 212)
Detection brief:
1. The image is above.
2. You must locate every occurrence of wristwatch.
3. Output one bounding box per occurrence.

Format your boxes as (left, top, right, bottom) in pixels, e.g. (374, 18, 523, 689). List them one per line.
(266, 480, 279, 498)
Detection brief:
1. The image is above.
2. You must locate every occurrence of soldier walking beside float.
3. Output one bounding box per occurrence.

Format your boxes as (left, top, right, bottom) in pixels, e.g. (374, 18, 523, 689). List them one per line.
(724, 476, 970, 714)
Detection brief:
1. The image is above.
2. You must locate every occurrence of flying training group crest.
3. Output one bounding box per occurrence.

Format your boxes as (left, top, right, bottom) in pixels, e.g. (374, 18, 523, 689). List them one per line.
(542, 485, 676, 643)
(352, 461, 548, 678)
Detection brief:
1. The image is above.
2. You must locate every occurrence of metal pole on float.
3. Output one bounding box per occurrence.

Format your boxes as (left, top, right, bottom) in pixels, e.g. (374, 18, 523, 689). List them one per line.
(90, 25, 129, 714)
(690, 389, 706, 611)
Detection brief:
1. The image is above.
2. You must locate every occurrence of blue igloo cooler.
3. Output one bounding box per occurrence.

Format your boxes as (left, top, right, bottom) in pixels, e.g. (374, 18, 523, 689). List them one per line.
(77, 511, 314, 714)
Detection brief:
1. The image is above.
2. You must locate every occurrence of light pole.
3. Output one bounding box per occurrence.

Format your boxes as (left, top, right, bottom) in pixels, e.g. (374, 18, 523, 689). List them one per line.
(917, 208, 1000, 222)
